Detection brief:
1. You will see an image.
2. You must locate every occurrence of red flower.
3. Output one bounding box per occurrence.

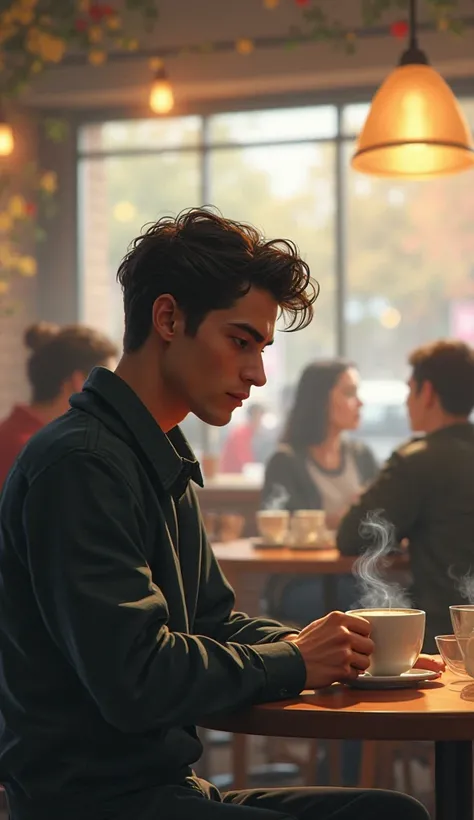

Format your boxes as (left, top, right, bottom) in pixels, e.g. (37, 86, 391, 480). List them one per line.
(74, 18, 88, 32)
(25, 201, 37, 218)
(89, 4, 104, 22)
(295, 0, 310, 5)
(102, 4, 115, 14)
(390, 19, 409, 39)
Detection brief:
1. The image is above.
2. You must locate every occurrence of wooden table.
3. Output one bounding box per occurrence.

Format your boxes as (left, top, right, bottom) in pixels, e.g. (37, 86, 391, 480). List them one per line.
(200, 671, 474, 820)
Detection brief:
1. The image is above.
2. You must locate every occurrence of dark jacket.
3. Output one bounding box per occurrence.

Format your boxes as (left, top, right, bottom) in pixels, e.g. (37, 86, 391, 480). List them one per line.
(0, 368, 305, 819)
(263, 439, 378, 512)
(337, 423, 474, 649)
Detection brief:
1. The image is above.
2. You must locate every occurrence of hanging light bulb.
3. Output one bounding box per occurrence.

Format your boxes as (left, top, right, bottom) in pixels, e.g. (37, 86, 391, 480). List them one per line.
(149, 64, 174, 115)
(0, 107, 14, 157)
(351, 0, 474, 178)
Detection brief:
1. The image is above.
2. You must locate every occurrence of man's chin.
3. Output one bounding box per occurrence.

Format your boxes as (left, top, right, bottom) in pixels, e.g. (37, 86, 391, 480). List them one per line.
(195, 408, 233, 427)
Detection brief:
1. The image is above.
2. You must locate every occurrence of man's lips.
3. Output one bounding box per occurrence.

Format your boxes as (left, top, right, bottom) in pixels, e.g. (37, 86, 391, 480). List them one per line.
(226, 393, 249, 407)
(227, 393, 250, 402)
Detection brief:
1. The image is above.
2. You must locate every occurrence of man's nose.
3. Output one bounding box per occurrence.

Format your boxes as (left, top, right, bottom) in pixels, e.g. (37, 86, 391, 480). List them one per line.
(243, 356, 267, 388)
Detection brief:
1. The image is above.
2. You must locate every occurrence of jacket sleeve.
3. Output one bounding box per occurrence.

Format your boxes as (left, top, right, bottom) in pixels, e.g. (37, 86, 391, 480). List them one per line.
(23, 451, 306, 733)
(337, 447, 425, 556)
(194, 520, 300, 646)
(262, 449, 306, 512)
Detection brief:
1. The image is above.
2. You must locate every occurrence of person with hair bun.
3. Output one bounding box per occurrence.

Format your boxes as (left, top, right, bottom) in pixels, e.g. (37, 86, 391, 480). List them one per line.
(0, 321, 118, 488)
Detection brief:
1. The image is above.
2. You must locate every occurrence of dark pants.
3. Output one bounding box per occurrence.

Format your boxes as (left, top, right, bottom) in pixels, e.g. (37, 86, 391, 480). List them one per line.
(99, 777, 430, 820)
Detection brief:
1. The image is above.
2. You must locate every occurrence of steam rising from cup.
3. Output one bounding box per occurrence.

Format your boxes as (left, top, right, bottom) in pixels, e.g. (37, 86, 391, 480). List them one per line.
(352, 511, 411, 609)
(448, 565, 474, 604)
(263, 484, 290, 511)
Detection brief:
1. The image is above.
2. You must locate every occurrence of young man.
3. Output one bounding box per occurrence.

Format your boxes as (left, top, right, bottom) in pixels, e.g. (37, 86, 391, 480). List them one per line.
(338, 340, 474, 650)
(0, 210, 433, 820)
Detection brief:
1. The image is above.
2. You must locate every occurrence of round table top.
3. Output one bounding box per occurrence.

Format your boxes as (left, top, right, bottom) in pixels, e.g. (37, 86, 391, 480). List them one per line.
(199, 671, 474, 741)
(212, 539, 408, 575)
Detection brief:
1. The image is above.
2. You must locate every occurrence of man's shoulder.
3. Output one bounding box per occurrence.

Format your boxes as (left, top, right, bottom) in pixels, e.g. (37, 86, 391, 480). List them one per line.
(17, 408, 132, 487)
(396, 436, 429, 460)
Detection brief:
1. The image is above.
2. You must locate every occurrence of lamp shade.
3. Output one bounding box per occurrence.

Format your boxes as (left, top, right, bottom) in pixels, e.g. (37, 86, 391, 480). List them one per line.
(149, 77, 174, 115)
(351, 63, 474, 178)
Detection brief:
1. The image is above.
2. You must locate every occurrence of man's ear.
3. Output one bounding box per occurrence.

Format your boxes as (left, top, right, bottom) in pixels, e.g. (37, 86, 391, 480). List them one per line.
(152, 294, 185, 342)
(423, 379, 436, 408)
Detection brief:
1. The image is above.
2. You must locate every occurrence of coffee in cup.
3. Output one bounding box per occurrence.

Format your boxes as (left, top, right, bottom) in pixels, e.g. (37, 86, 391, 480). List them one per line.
(346, 608, 425, 676)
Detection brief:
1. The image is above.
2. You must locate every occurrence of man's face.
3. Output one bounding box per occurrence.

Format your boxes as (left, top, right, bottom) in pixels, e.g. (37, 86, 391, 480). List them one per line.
(161, 287, 277, 427)
(406, 374, 431, 432)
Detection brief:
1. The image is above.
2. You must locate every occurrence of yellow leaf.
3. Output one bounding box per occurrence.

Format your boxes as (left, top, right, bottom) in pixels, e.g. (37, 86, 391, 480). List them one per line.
(88, 49, 106, 66)
(0, 280, 10, 295)
(127, 38, 138, 51)
(88, 25, 103, 44)
(8, 195, 26, 218)
(17, 256, 37, 277)
(11, 7, 34, 25)
(39, 170, 57, 194)
(0, 212, 13, 232)
(106, 14, 121, 30)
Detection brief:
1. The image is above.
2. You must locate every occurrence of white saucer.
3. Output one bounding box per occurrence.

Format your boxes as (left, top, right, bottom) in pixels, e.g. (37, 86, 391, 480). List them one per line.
(347, 668, 441, 690)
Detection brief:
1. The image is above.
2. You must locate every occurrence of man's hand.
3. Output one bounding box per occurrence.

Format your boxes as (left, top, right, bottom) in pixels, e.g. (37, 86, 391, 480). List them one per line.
(414, 654, 445, 673)
(286, 611, 374, 690)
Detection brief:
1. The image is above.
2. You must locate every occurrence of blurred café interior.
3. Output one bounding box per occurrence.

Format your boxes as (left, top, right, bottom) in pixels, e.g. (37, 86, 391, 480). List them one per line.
(1, 0, 474, 813)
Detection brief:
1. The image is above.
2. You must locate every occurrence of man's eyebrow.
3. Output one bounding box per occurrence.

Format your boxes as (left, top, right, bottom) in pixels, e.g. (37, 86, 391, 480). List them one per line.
(228, 322, 274, 346)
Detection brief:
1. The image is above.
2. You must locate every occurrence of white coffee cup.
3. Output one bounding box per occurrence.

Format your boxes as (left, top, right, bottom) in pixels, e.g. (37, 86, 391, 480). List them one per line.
(256, 510, 289, 545)
(346, 608, 425, 676)
(290, 509, 326, 546)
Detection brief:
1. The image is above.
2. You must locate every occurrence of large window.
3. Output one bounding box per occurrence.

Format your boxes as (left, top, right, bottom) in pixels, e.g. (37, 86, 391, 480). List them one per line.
(78, 97, 474, 463)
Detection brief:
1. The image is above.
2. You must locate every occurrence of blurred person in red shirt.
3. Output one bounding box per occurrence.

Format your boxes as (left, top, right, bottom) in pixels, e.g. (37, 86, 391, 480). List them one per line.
(219, 403, 266, 473)
(0, 322, 117, 489)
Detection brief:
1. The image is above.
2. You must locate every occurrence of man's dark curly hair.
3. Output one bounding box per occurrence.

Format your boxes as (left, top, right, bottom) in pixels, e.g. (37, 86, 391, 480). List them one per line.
(117, 207, 319, 352)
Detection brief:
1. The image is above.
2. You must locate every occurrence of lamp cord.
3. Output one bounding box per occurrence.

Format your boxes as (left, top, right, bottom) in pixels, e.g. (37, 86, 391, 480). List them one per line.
(409, 0, 418, 50)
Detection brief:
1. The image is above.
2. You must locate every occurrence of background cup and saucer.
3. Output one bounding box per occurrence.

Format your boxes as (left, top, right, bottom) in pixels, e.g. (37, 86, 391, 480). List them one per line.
(288, 509, 328, 550)
(255, 509, 290, 548)
(345, 607, 440, 689)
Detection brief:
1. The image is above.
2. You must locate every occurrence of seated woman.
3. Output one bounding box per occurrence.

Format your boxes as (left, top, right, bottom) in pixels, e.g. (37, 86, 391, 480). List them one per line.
(262, 358, 378, 625)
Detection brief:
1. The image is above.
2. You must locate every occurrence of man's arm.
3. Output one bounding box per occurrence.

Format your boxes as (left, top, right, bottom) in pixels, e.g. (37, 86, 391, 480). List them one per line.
(193, 512, 299, 645)
(23, 452, 306, 733)
(337, 447, 425, 556)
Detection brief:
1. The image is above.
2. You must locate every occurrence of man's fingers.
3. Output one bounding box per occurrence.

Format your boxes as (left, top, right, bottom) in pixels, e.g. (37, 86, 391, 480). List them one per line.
(350, 632, 375, 657)
(343, 613, 371, 636)
(350, 650, 371, 672)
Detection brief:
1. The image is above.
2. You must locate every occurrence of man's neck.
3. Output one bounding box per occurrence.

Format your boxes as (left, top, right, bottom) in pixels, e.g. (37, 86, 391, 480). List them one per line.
(115, 351, 186, 433)
(423, 413, 469, 435)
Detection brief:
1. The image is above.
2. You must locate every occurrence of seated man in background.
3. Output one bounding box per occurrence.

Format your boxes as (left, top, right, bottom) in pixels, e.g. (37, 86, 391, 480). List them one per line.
(0, 208, 434, 820)
(0, 321, 117, 489)
(338, 340, 474, 651)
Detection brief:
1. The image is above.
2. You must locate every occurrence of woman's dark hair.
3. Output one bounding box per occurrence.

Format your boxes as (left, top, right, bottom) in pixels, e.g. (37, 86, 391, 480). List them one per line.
(25, 322, 118, 403)
(282, 359, 355, 450)
(409, 340, 474, 415)
(116, 207, 318, 353)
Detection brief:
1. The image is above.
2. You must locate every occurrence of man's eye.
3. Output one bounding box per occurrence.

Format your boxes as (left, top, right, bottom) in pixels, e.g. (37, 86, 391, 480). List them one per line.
(232, 337, 248, 350)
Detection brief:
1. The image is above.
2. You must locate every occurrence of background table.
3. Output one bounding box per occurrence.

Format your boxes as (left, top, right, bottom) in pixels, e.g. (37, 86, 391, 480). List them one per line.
(200, 671, 474, 820)
(213, 539, 409, 612)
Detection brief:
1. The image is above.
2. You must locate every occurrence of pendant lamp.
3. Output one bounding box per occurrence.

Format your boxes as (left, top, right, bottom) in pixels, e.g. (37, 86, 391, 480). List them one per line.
(0, 105, 14, 157)
(149, 66, 174, 115)
(351, 0, 474, 178)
